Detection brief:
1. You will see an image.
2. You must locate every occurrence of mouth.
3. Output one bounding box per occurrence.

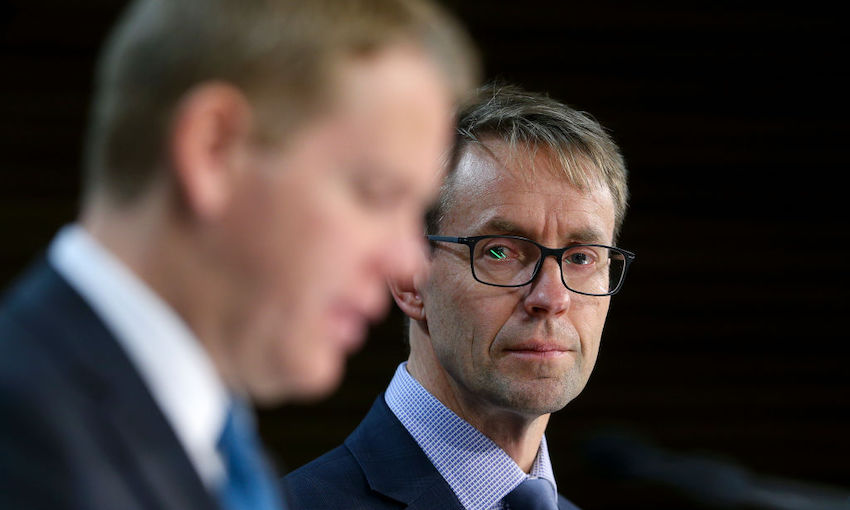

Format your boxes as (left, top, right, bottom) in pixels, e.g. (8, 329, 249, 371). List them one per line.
(328, 307, 370, 352)
(502, 340, 574, 360)
(328, 297, 387, 353)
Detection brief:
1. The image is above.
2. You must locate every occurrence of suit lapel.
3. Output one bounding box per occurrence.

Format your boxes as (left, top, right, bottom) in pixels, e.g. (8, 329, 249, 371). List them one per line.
(403, 482, 467, 510)
(13, 262, 219, 510)
(345, 395, 464, 510)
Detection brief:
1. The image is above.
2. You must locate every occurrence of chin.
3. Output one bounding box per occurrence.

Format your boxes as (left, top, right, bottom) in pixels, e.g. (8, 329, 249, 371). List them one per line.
(491, 378, 578, 416)
(248, 369, 342, 406)
(285, 357, 348, 404)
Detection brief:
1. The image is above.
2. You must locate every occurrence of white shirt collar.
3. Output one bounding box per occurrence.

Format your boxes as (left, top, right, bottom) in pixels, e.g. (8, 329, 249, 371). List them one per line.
(48, 224, 229, 488)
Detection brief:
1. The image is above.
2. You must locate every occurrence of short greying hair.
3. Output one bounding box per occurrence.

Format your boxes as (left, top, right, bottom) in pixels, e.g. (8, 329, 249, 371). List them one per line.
(427, 83, 629, 241)
(84, 0, 479, 203)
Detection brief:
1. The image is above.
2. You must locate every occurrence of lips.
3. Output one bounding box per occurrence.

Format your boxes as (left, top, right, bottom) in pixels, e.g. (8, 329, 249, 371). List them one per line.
(502, 340, 575, 359)
(328, 307, 368, 351)
(328, 294, 388, 352)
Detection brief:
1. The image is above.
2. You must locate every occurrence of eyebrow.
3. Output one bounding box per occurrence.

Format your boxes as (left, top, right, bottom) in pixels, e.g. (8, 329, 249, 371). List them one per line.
(478, 217, 609, 245)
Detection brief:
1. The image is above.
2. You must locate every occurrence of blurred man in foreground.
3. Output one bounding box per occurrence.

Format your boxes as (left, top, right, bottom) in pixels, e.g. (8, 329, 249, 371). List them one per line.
(284, 84, 633, 509)
(0, 0, 477, 509)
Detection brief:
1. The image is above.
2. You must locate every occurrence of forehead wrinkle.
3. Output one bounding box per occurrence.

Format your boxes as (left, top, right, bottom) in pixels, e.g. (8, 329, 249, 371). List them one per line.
(479, 137, 604, 191)
(480, 217, 528, 237)
(472, 215, 609, 247)
(442, 141, 615, 243)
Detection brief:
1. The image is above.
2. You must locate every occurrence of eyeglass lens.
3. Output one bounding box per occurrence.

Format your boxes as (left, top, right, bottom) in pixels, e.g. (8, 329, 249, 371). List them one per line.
(471, 237, 626, 295)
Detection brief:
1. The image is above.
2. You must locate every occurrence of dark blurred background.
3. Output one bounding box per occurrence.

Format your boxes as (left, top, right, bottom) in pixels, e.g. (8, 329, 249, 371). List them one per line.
(1, 1, 847, 508)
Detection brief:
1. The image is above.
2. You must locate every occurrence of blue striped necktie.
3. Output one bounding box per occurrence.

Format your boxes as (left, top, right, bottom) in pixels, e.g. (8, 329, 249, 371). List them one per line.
(216, 400, 285, 510)
(502, 478, 558, 510)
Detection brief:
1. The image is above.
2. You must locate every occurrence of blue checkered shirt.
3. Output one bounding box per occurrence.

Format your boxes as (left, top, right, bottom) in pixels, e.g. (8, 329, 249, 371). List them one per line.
(385, 363, 558, 510)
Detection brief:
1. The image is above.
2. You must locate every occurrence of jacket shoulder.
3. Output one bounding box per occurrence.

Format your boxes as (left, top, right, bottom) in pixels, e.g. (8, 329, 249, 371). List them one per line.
(284, 444, 400, 510)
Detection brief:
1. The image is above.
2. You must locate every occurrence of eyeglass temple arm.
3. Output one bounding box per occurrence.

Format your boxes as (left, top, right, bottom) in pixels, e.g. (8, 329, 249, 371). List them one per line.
(426, 235, 465, 243)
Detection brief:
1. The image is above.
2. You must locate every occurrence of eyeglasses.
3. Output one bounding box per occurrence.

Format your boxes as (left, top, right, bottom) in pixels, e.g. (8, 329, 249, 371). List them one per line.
(426, 235, 636, 296)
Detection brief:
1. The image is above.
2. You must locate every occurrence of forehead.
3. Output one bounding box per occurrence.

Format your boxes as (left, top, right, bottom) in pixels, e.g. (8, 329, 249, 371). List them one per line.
(277, 45, 452, 196)
(443, 140, 616, 243)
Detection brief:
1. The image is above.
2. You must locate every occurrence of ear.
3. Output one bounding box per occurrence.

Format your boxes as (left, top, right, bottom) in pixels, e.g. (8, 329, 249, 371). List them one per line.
(169, 82, 253, 220)
(388, 266, 428, 322)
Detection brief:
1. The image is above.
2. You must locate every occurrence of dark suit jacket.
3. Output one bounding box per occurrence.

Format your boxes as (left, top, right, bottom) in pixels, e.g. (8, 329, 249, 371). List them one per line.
(0, 260, 220, 510)
(284, 394, 581, 509)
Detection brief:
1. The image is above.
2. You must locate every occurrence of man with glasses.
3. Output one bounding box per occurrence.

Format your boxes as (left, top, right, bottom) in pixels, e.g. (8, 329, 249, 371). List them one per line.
(284, 84, 633, 510)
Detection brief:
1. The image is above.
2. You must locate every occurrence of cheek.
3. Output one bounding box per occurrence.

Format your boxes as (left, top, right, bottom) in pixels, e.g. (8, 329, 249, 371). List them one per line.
(573, 299, 610, 358)
(466, 294, 516, 356)
(239, 286, 323, 383)
(259, 175, 356, 295)
(243, 302, 345, 401)
(427, 273, 511, 358)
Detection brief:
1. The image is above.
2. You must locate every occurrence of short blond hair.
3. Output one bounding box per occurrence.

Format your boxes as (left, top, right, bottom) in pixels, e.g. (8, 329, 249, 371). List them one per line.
(429, 83, 629, 241)
(84, 0, 479, 202)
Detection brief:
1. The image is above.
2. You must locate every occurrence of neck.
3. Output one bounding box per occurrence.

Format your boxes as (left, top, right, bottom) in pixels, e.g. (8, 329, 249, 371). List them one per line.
(80, 189, 242, 393)
(406, 323, 550, 473)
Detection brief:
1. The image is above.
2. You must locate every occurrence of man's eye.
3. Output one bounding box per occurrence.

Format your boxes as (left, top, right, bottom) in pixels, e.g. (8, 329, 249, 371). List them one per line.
(488, 247, 507, 259)
(566, 251, 593, 265)
(353, 177, 401, 210)
(485, 246, 514, 261)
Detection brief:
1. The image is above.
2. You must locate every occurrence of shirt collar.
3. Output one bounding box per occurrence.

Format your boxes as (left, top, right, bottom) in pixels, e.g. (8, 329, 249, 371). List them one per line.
(48, 224, 229, 488)
(385, 363, 558, 510)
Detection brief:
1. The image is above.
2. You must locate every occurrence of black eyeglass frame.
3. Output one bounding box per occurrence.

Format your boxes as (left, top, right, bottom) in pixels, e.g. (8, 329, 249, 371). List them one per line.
(426, 234, 636, 296)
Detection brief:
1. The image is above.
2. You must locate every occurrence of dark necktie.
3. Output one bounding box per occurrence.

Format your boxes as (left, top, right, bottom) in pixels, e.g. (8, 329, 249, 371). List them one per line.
(502, 477, 558, 510)
(217, 401, 286, 510)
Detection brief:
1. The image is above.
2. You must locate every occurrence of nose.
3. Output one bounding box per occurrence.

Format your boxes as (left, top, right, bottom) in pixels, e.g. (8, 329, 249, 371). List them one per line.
(523, 255, 570, 317)
(382, 216, 429, 283)
(358, 220, 427, 321)
(387, 234, 428, 281)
